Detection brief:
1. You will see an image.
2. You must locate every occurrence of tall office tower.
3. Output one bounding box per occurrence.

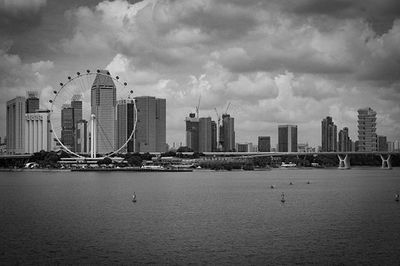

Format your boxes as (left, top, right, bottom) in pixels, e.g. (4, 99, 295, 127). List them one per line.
(24, 110, 51, 153)
(220, 114, 235, 152)
(185, 113, 199, 152)
(61, 104, 74, 150)
(278, 125, 297, 152)
(258, 136, 271, 152)
(6, 96, 26, 154)
(134, 96, 166, 152)
(199, 117, 212, 152)
(211, 121, 217, 152)
(116, 99, 135, 153)
(71, 94, 82, 152)
(91, 70, 116, 154)
(26, 91, 39, 113)
(377, 135, 388, 152)
(338, 127, 351, 152)
(321, 116, 337, 152)
(357, 107, 377, 151)
(155, 98, 167, 152)
(76, 120, 88, 153)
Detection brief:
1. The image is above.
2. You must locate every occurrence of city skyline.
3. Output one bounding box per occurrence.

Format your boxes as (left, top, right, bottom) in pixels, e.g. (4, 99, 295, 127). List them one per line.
(1, 0, 400, 147)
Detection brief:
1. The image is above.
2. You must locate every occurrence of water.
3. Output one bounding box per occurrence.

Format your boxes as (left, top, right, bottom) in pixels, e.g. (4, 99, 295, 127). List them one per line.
(1, 168, 400, 265)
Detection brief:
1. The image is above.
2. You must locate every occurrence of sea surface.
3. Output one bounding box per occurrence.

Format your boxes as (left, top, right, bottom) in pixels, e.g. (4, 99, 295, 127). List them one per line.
(1, 168, 400, 265)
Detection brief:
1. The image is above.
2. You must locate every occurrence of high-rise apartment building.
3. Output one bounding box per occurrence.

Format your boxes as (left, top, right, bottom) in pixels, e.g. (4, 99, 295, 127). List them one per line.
(26, 91, 39, 113)
(357, 107, 377, 151)
(220, 114, 235, 152)
(134, 96, 166, 152)
(61, 104, 74, 150)
(278, 125, 297, 152)
(6, 96, 26, 154)
(24, 110, 51, 153)
(116, 99, 135, 153)
(321, 116, 337, 152)
(91, 70, 116, 154)
(338, 127, 351, 152)
(258, 136, 271, 152)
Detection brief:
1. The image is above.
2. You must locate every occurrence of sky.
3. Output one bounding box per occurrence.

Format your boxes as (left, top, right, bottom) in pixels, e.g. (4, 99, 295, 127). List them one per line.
(1, 0, 400, 148)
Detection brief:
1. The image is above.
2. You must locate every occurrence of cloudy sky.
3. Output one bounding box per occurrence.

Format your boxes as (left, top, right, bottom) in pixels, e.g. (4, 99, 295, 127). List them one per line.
(1, 0, 400, 148)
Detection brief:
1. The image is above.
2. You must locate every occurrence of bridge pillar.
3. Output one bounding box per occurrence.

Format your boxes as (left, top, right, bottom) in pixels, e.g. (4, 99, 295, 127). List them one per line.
(380, 154, 392, 169)
(338, 154, 351, 169)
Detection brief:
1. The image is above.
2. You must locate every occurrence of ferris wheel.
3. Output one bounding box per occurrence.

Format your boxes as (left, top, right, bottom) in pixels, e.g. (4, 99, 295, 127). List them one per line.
(48, 70, 137, 158)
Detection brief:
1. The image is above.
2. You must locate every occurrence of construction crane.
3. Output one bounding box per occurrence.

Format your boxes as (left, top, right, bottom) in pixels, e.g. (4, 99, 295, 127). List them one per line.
(214, 107, 222, 151)
(224, 102, 231, 115)
(195, 95, 201, 118)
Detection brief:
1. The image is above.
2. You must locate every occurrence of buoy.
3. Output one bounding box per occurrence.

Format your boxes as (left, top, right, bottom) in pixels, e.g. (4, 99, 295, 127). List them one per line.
(132, 192, 137, 203)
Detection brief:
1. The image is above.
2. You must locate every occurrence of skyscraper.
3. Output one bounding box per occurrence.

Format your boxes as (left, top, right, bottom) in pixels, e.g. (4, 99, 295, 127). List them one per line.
(26, 91, 39, 113)
(211, 121, 217, 152)
(91, 70, 116, 154)
(61, 104, 74, 150)
(258, 136, 271, 152)
(199, 117, 212, 152)
(338, 127, 351, 152)
(357, 107, 377, 151)
(185, 113, 199, 152)
(278, 125, 297, 152)
(134, 96, 166, 152)
(6, 96, 26, 154)
(76, 120, 88, 153)
(321, 116, 337, 152)
(24, 110, 51, 153)
(155, 98, 166, 152)
(71, 94, 82, 152)
(116, 99, 135, 153)
(220, 114, 235, 152)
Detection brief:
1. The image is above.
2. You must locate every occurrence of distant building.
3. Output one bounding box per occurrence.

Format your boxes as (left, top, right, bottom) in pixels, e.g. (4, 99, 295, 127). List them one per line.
(236, 143, 254, 152)
(258, 136, 271, 152)
(377, 135, 388, 152)
(338, 127, 351, 152)
(26, 91, 39, 113)
(134, 96, 166, 152)
(6, 96, 26, 154)
(91, 70, 116, 154)
(211, 121, 217, 152)
(357, 107, 377, 151)
(185, 114, 215, 153)
(199, 117, 212, 153)
(61, 104, 74, 151)
(116, 99, 135, 153)
(321, 116, 337, 152)
(24, 110, 51, 153)
(76, 120, 88, 153)
(71, 95, 82, 151)
(185, 113, 199, 152)
(278, 125, 297, 152)
(220, 114, 235, 152)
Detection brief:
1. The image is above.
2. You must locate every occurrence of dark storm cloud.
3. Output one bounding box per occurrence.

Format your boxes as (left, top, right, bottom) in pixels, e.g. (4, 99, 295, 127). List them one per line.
(0, 0, 48, 34)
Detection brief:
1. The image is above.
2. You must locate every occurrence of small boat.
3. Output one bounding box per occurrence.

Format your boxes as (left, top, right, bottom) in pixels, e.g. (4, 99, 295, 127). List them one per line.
(307, 181, 310, 184)
(395, 194, 399, 202)
(281, 192, 285, 203)
(270, 185, 275, 189)
(132, 193, 137, 203)
(289, 182, 293, 185)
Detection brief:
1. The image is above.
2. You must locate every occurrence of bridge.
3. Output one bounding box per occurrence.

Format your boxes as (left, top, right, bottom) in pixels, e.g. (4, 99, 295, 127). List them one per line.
(201, 151, 400, 169)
